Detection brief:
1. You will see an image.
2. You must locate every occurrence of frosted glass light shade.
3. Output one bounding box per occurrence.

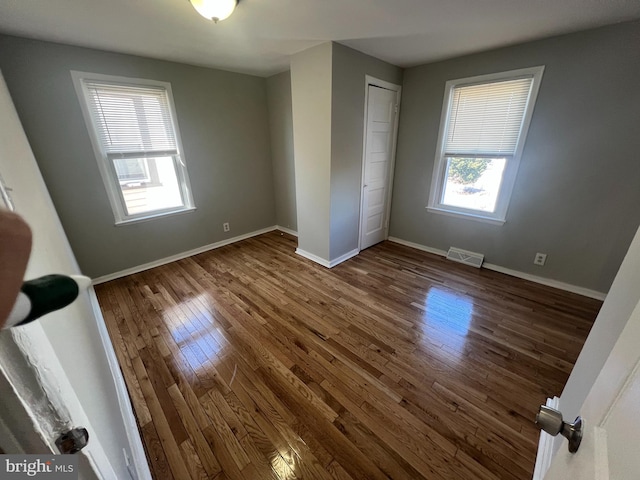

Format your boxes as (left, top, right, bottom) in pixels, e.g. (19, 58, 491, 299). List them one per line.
(189, 0, 237, 22)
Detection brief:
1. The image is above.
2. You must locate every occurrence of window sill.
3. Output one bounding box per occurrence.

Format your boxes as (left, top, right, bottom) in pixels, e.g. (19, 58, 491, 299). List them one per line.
(426, 206, 505, 226)
(115, 206, 196, 226)
(120, 182, 163, 190)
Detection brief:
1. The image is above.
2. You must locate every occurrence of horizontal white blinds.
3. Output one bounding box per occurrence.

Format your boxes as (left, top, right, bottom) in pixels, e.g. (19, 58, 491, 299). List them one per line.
(445, 77, 533, 156)
(84, 81, 178, 158)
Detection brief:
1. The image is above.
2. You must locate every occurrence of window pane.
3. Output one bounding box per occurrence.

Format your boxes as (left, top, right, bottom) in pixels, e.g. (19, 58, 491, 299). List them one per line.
(442, 157, 506, 213)
(114, 158, 150, 183)
(117, 156, 184, 216)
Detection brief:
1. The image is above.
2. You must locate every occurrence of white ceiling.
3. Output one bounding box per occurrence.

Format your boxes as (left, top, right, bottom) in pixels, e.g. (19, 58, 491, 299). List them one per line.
(0, 0, 639, 77)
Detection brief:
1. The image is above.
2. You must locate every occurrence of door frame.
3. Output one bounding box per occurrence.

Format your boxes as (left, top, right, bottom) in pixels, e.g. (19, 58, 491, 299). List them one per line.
(0, 69, 150, 479)
(0, 322, 117, 479)
(358, 76, 402, 251)
(0, 262, 150, 480)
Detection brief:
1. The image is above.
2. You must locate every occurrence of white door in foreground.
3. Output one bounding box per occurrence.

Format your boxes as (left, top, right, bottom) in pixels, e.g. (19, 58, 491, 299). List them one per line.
(544, 295, 640, 479)
(360, 84, 398, 250)
(0, 70, 150, 479)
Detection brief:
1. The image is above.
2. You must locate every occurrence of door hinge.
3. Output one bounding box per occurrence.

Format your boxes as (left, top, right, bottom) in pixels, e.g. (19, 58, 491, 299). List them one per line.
(394, 104, 399, 113)
(56, 427, 89, 454)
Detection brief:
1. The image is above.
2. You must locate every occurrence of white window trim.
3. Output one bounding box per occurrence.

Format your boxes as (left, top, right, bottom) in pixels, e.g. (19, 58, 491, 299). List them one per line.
(427, 66, 545, 225)
(71, 71, 196, 225)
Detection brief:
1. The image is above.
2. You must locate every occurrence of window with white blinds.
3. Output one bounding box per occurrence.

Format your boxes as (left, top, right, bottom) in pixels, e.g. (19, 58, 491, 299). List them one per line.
(446, 78, 533, 157)
(83, 82, 179, 159)
(72, 72, 195, 224)
(428, 67, 544, 224)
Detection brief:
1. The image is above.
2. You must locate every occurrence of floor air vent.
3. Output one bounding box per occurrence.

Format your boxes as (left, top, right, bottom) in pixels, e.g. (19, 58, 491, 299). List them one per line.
(446, 247, 484, 268)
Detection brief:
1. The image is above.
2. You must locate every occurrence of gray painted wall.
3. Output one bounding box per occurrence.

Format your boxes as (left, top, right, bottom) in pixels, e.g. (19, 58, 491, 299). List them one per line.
(390, 20, 640, 293)
(266, 71, 297, 232)
(291, 42, 333, 261)
(0, 35, 276, 278)
(330, 44, 403, 259)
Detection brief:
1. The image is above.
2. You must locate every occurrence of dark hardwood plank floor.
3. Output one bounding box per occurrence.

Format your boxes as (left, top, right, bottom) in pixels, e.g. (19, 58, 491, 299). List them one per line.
(96, 231, 601, 479)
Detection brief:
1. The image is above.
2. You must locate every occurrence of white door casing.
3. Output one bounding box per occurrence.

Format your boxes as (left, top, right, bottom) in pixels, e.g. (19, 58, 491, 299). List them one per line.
(359, 78, 401, 251)
(0, 70, 150, 479)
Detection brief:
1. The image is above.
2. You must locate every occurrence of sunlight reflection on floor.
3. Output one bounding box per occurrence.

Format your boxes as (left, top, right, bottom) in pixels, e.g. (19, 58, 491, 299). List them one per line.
(271, 450, 297, 479)
(165, 294, 222, 360)
(413, 286, 474, 354)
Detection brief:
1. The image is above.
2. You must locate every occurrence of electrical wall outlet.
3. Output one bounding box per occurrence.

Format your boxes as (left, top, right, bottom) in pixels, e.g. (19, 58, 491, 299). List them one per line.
(223, 222, 230, 232)
(534, 252, 547, 266)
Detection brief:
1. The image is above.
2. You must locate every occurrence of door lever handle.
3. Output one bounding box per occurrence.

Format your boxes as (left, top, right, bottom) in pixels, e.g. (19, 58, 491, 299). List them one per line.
(536, 405, 583, 453)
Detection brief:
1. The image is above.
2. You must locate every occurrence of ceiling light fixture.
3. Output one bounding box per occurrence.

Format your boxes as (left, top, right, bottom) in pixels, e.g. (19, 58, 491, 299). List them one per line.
(189, 0, 238, 23)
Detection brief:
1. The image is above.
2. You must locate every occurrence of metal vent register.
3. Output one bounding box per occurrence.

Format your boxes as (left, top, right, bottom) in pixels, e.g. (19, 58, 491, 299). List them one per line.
(446, 247, 484, 268)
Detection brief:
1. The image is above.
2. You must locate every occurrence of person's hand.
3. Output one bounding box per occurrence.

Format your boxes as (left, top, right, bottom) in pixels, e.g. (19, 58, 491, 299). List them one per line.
(0, 210, 32, 329)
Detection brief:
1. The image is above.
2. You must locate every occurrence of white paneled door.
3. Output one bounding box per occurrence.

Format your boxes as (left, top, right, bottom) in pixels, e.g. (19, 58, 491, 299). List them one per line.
(360, 83, 399, 250)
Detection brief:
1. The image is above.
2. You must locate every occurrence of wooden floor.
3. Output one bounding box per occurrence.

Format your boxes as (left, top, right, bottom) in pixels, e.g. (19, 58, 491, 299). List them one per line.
(96, 231, 601, 480)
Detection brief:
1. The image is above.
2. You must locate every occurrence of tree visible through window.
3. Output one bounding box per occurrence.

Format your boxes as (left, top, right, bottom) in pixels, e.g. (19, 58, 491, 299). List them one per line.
(442, 157, 506, 213)
(447, 158, 489, 185)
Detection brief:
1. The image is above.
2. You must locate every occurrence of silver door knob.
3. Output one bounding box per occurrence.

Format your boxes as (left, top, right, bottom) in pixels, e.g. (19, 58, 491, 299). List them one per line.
(536, 405, 583, 453)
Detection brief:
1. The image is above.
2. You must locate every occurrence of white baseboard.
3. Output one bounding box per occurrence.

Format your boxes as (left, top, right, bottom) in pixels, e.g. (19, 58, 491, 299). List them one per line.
(281, 228, 357, 267)
(295, 248, 331, 268)
(92, 226, 277, 284)
(329, 248, 359, 267)
(87, 288, 152, 479)
(533, 396, 560, 480)
(387, 237, 447, 257)
(483, 263, 607, 301)
(387, 237, 607, 301)
(275, 225, 298, 237)
(295, 248, 359, 268)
